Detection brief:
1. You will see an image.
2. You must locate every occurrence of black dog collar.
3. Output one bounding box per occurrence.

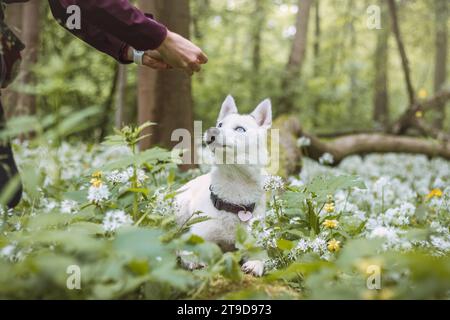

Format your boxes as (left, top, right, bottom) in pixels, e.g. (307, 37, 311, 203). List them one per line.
(209, 186, 256, 214)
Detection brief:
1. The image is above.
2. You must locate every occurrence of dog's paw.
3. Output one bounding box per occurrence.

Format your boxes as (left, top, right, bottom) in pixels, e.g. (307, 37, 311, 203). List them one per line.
(177, 250, 207, 271)
(241, 260, 264, 277)
(184, 261, 207, 271)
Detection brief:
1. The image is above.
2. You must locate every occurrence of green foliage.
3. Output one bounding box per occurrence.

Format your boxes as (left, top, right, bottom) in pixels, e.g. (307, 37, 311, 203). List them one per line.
(0, 112, 244, 299)
(1, 128, 449, 299)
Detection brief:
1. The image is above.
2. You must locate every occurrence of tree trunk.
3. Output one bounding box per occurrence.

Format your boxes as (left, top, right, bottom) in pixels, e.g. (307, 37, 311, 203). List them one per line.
(348, 0, 358, 115)
(251, 0, 265, 100)
(191, 0, 209, 85)
(17, 0, 41, 116)
(3, 4, 23, 118)
(137, 0, 194, 168)
(373, 0, 390, 127)
(312, 0, 320, 76)
(433, 0, 448, 129)
(278, 0, 313, 115)
(99, 64, 119, 140)
(5, 3, 22, 28)
(115, 64, 128, 128)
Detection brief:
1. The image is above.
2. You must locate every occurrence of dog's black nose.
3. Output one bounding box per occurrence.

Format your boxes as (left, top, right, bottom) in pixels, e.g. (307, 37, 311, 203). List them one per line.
(206, 127, 220, 145)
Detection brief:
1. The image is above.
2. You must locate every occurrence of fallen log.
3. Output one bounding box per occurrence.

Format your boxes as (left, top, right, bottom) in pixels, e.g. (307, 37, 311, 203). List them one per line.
(273, 116, 450, 176)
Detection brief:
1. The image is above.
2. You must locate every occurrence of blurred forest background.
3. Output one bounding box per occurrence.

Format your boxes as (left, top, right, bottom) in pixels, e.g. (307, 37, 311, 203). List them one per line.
(3, 0, 449, 162)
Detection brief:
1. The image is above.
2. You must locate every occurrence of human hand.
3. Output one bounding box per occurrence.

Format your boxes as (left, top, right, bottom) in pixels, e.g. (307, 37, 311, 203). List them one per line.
(142, 50, 172, 70)
(126, 47, 171, 70)
(156, 30, 208, 76)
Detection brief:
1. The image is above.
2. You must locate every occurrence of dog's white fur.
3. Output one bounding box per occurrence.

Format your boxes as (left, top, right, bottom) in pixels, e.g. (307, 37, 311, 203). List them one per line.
(175, 95, 271, 276)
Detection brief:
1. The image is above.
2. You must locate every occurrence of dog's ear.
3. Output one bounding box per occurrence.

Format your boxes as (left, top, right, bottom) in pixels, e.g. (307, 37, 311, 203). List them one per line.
(251, 99, 272, 128)
(218, 95, 238, 122)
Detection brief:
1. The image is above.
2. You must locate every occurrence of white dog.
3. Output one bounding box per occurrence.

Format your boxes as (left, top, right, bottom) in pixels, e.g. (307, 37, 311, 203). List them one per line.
(175, 95, 272, 277)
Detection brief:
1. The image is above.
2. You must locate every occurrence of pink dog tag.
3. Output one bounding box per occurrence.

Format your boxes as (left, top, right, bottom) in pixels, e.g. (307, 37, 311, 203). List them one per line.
(238, 211, 253, 222)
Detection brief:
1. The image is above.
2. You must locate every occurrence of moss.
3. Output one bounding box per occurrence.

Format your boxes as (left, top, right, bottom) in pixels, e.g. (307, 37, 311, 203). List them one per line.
(194, 275, 302, 300)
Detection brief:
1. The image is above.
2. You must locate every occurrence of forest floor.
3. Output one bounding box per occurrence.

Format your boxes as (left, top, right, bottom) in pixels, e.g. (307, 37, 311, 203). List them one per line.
(0, 139, 449, 299)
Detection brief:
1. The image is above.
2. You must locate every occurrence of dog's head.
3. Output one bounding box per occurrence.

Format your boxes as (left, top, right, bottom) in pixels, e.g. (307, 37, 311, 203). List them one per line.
(205, 95, 272, 166)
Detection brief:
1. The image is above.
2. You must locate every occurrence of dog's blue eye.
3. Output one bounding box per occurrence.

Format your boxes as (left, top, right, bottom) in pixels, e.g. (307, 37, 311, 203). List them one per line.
(235, 126, 246, 133)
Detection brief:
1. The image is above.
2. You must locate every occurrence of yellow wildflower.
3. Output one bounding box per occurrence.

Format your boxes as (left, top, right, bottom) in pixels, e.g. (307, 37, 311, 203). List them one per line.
(327, 239, 341, 252)
(324, 203, 335, 213)
(92, 171, 102, 179)
(323, 219, 339, 229)
(426, 188, 443, 200)
(90, 178, 102, 188)
(415, 110, 423, 118)
(418, 88, 428, 99)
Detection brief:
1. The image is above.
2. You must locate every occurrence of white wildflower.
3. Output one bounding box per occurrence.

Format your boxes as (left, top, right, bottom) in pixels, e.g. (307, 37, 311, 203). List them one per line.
(43, 199, 58, 212)
(370, 226, 398, 243)
(0, 244, 25, 262)
(106, 170, 130, 184)
(433, 177, 445, 189)
(311, 237, 327, 254)
(152, 189, 178, 216)
(263, 175, 285, 192)
(126, 167, 148, 183)
(430, 236, 450, 253)
(297, 136, 311, 147)
(289, 177, 304, 187)
(102, 210, 133, 232)
(60, 200, 78, 214)
(87, 185, 110, 204)
(295, 238, 310, 252)
(0, 245, 15, 258)
(430, 222, 448, 234)
(319, 153, 334, 165)
(399, 202, 416, 216)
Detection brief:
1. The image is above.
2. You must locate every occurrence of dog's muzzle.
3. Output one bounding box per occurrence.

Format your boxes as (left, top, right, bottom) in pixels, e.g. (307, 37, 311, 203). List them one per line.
(205, 127, 220, 145)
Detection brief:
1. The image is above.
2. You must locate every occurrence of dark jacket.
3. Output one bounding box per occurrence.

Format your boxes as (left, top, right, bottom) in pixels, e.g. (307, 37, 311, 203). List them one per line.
(0, 0, 27, 88)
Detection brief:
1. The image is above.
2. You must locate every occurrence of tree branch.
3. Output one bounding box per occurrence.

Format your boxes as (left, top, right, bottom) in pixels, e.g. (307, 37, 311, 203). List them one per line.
(390, 88, 450, 135)
(387, 0, 416, 106)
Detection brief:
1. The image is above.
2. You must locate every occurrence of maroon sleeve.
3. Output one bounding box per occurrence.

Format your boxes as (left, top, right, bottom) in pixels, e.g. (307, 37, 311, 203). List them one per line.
(48, 0, 129, 63)
(48, 0, 168, 63)
(53, 0, 168, 51)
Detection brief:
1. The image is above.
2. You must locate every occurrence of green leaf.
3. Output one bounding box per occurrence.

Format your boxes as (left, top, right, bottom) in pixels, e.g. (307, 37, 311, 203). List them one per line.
(277, 239, 294, 251)
(127, 259, 150, 275)
(49, 106, 101, 139)
(186, 216, 211, 227)
(151, 267, 195, 290)
(125, 188, 149, 196)
(27, 212, 76, 230)
(220, 253, 243, 281)
(265, 261, 331, 282)
(186, 234, 205, 245)
(64, 190, 88, 203)
(307, 175, 366, 202)
(113, 228, 173, 264)
(68, 222, 105, 235)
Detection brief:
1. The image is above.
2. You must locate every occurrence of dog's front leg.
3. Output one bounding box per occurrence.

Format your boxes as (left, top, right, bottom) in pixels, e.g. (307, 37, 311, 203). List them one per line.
(241, 259, 265, 277)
